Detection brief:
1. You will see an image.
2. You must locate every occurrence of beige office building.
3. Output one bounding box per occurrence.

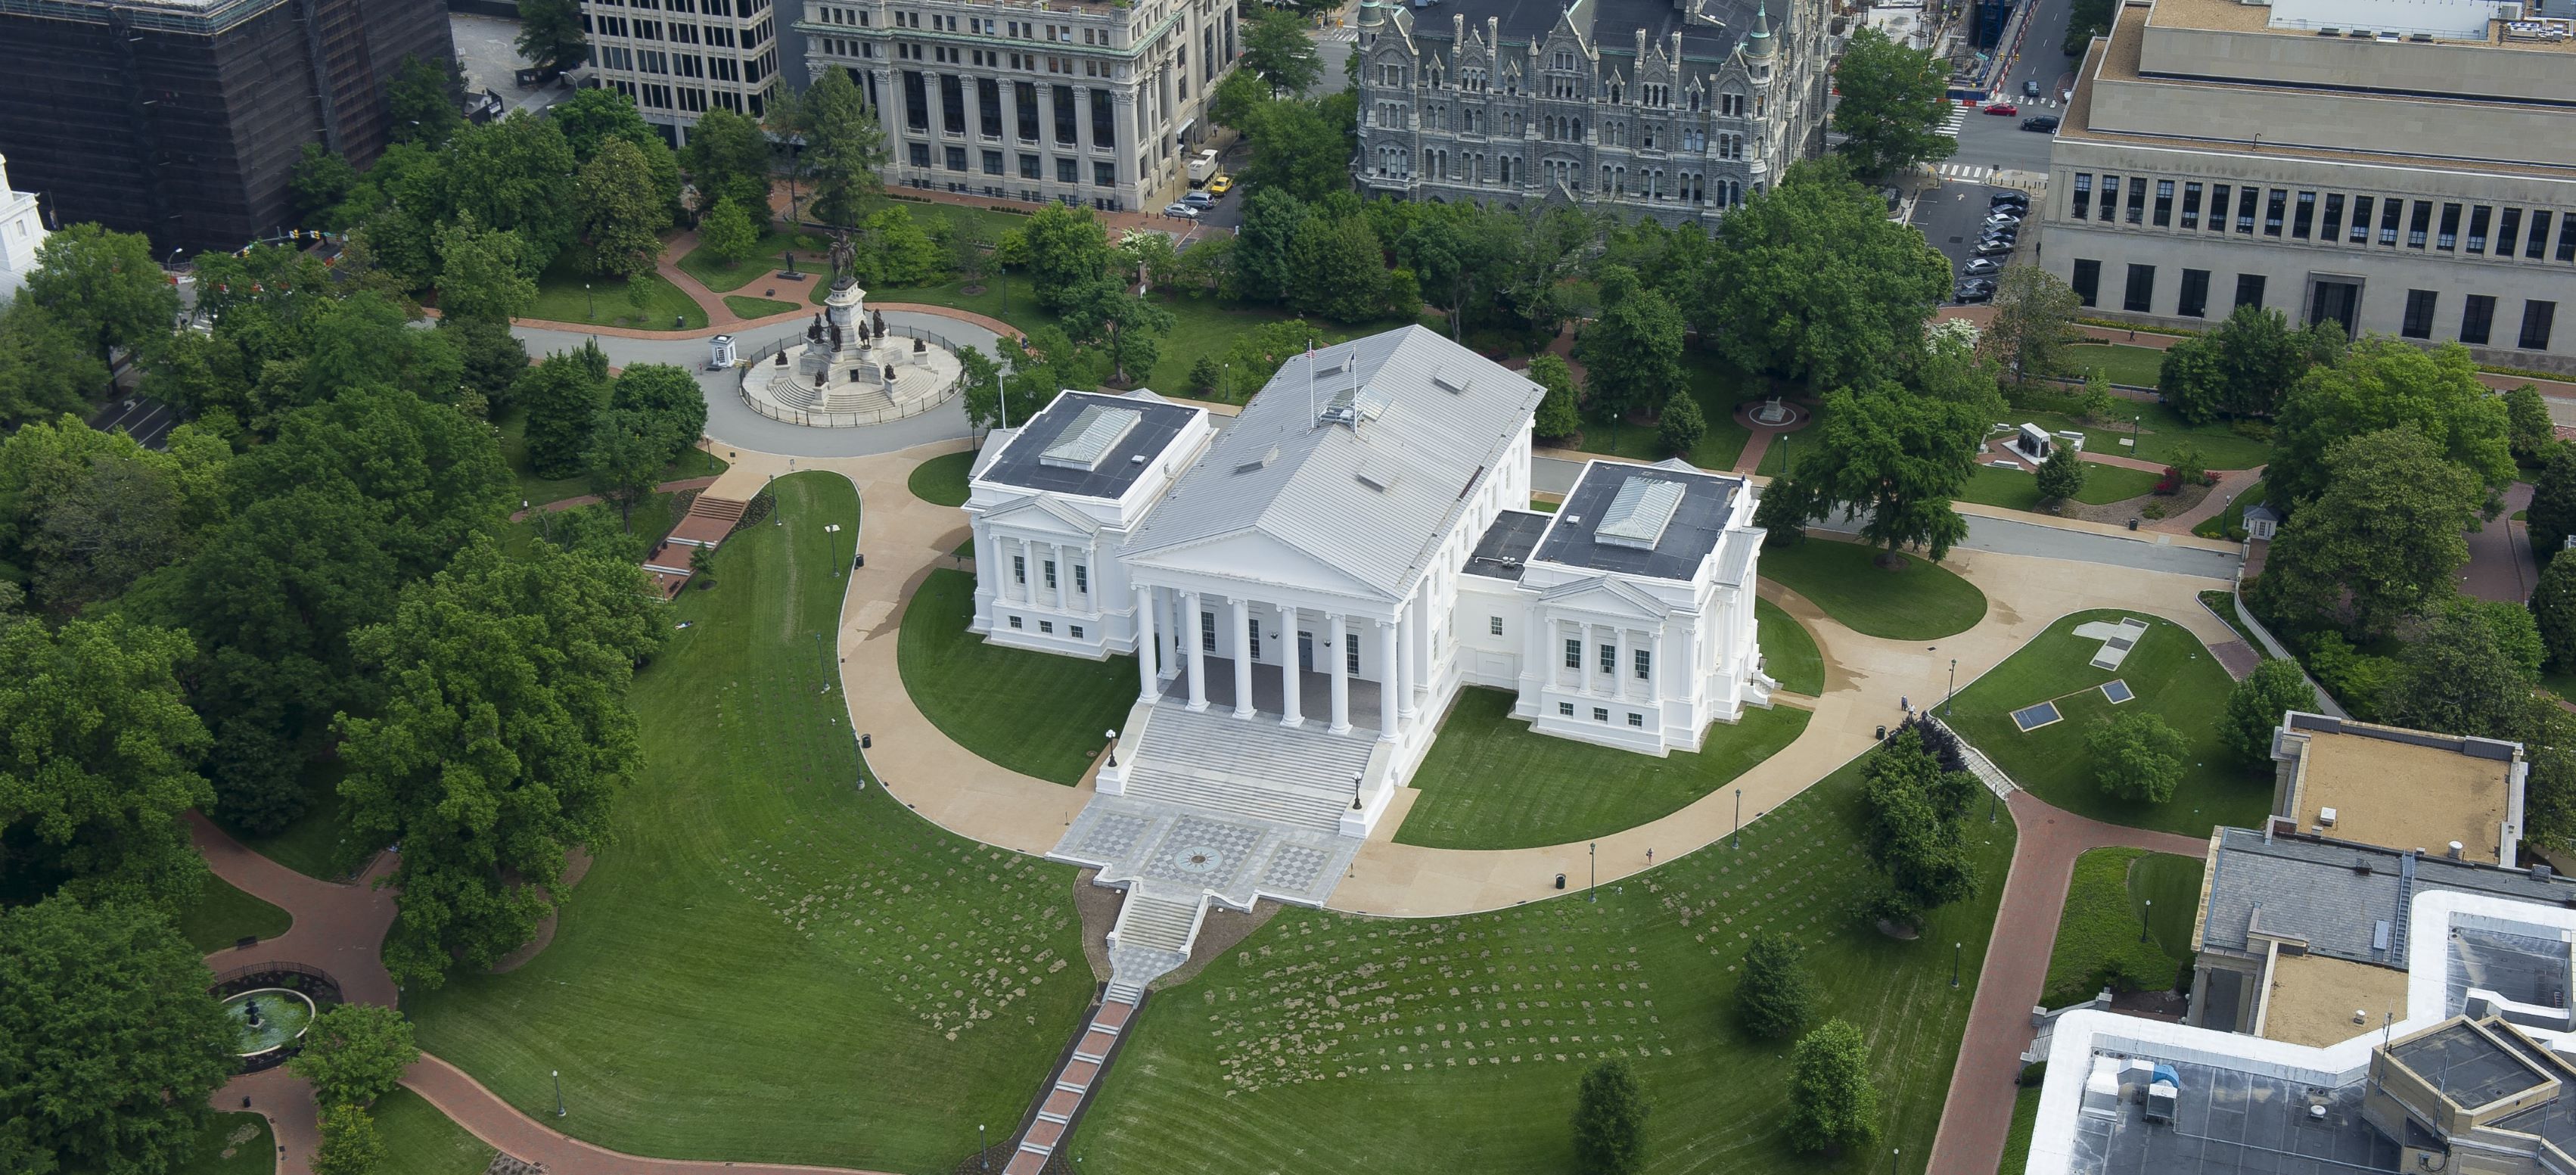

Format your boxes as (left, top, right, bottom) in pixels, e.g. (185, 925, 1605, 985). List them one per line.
(581, 0, 787, 140)
(800, 0, 1236, 213)
(2041, 0, 2576, 373)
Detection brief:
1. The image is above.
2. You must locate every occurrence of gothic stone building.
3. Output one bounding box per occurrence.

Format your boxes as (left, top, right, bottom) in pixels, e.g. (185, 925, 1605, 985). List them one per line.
(1350, 0, 1827, 226)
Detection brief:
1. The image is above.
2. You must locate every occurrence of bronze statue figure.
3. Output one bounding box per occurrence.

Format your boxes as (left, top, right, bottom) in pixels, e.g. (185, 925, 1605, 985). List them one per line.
(828, 230, 856, 282)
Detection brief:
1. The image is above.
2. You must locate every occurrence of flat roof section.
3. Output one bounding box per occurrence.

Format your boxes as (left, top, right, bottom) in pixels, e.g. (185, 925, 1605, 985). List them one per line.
(2291, 725, 2514, 863)
(978, 392, 1199, 500)
(2066, 1052, 2400, 1174)
(1464, 510, 1554, 580)
(2387, 1021, 2549, 1108)
(2259, 954, 2411, 1048)
(1532, 463, 1741, 582)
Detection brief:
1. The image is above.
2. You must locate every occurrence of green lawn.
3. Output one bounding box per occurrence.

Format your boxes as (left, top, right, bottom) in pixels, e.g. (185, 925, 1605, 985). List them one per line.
(494, 406, 729, 508)
(217, 759, 365, 881)
(1395, 689, 1812, 850)
(897, 567, 1136, 785)
(2014, 405, 2271, 471)
(2038, 847, 2198, 1008)
(1959, 462, 2166, 513)
(2133, 851, 2205, 955)
(1756, 597, 1825, 696)
(1754, 397, 1837, 478)
(176, 874, 293, 953)
(375, 1088, 494, 1175)
(2061, 343, 2167, 387)
(1528, 498, 1560, 513)
(2192, 479, 2267, 539)
(1074, 751, 2019, 1173)
(527, 256, 707, 331)
(1570, 350, 1768, 471)
(676, 228, 824, 294)
(722, 295, 800, 319)
(1944, 609, 2270, 837)
(908, 450, 974, 508)
(1999, 1084, 2043, 1175)
(170, 1112, 272, 1175)
(403, 474, 1096, 1172)
(1758, 539, 1988, 641)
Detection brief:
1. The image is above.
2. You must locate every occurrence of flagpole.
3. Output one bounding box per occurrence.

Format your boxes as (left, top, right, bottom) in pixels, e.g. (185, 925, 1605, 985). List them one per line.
(1306, 339, 1315, 429)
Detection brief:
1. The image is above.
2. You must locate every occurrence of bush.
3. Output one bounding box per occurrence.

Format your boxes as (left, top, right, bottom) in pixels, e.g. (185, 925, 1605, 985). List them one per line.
(2018, 1062, 2049, 1087)
(2152, 470, 2180, 496)
(2300, 631, 2397, 722)
(1658, 390, 1706, 457)
(1735, 932, 1814, 1041)
(2084, 710, 2188, 803)
(1571, 1059, 1650, 1175)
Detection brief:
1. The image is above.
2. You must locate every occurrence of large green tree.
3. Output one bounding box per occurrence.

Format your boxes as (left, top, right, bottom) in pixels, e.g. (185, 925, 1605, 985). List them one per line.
(682, 106, 775, 216)
(695, 197, 760, 265)
(607, 362, 710, 465)
(289, 1004, 420, 1110)
(550, 89, 685, 217)
(0, 300, 107, 430)
(386, 54, 465, 148)
(446, 113, 582, 270)
(1058, 278, 1175, 387)
(228, 384, 512, 583)
(1229, 189, 1311, 306)
(1735, 931, 1814, 1040)
(2269, 338, 2512, 511)
(798, 67, 889, 228)
(518, 342, 614, 481)
(2220, 658, 2317, 764)
(339, 537, 663, 986)
(1235, 92, 1359, 204)
(1241, 9, 1323, 95)
(1981, 265, 2080, 385)
(2531, 446, 2576, 565)
(2034, 443, 2086, 502)
(2158, 306, 2326, 424)
(0, 896, 238, 1175)
(2378, 601, 2540, 739)
(1786, 1019, 1881, 1155)
(1527, 352, 1582, 440)
(1285, 212, 1391, 324)
(2254, 425, 2484, 636)
(514, 0, 589, 73)
(1576, 267, 1688, 421)
(2507, 386, 2556, 468)
(1023, 204, 1113, 312)
(1570, 1058, 1650, 1175)
(1772, 377, 1986, 560)
(310, 1105, 386, 1175)
(23, 224, 180, 366)
(434, 213, 539, 325)
(1831, 28, 1956, 178)
(2535, 553, 2576, 671)
(1701, 160, 1950, 391)
(575, 138, 674, 278)
(2086, 710, 2189, 803)
(585, 408, 677, 530)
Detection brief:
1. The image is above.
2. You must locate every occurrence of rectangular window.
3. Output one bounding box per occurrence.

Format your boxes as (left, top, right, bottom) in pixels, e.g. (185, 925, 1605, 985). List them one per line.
(1054, 83, 1077, 145)
(2462, 295, 2497, 346)
(2263, 188, 2286, 236)
(2407, 200, 2432, 248)
(1093, 161, 1115, 187)
(2468, 206, 2491, 254)
(2524, 301, 2559, 351)
(2437, 203, 2462, 250)
(2098, 176, 2119, 222)
(2071, 173, 2092, 220)
(1558, 701, 1575, 717)
(982, 149, 1003, 176)
(1019, 153, 1040, 179)
(2401, 289, 2438, 338)
(2320, 194, 2345, 241)
(945, 145, 967, 171)
(1201, 611, 1216, 651)
(1565, 638, 1581, 670)
(1091, 87, 1114, 148)
(1598, 643, 1616, 675)
(2559, 214, 2576, 262)
(1633, 648, 1651, 679)
(909, 141, 931, 167)
(2208, 184, 2230, 233)
(1056, 157, 1077, 184)
(2127, 179, 2146, 225)
(1347, 642, 1360, 676)
(2292, 191, 2315, 238)
(1039, 620, 1053, 634)
(2153, 180, 2174, 227)
(2380, 197, 2403, 245)
(1015, 82, 1039, 141)
(2071, 259, 2101, 308)
(940, 73, 965, 132)
(1011, 554, 1026, 583)
(1247, 623, 1260, 659)
(2533, 210, 2556, 260)
(1072, 564, 1087, 594)
(2236, 274, 2266, 309)
(2350, 196, 2374, 243)
(1627, 712, 1644, 728)
(1489, 616, 1504, 636)
(1008, 614, 1022, 629)
(2181, 182, 2202, 229)
(2177, 269, 2211, 319)
(1042, 559, 1056, 589)
(2236, 187, 2259, 234)
(2124, 264, 2155, 313)
(2499, 208, 2524, 256)
(1593, 707, 1609, 723)
(977, 77, 1002, 137)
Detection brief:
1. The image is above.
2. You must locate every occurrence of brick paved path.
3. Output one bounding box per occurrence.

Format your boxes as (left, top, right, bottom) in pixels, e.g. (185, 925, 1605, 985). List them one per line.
(508, 475, 722, 522)
(1922, 793, 2208, 1175)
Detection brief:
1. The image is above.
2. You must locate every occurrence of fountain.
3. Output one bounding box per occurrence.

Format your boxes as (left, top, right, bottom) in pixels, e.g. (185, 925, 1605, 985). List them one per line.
(739, 228, 964, 426)
(222, 988, 317, 1058)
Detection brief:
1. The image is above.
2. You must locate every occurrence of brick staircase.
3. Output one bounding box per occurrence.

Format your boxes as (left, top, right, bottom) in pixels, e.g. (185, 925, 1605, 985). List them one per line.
(1117, 704, 1372, 835)
(665, 495, 749, 549)
(1003, 986, 1145, 1175)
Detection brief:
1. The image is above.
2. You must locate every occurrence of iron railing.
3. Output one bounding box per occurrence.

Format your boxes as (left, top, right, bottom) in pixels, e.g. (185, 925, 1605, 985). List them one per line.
(734, 324, 971, 427)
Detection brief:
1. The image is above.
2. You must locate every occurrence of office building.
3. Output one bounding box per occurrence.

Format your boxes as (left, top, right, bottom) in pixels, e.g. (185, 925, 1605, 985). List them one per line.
(798, 0, 1237, 213)
(1347, 0, 1831, 226)
(2043, 0, 2576, 373)
(579, 0, 785, 141)
(0, 0, 454, 253)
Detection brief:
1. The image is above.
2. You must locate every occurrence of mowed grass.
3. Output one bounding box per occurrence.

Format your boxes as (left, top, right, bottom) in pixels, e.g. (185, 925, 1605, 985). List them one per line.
(2192, 478, 2268, 539)
(897, 568, 1136, 785)
(2038, 847, 2197, 1008)
(2133, 851, 2205, 955)
(2062, 343, 2168, 387)
(374, 1088, 494, 1175)
(1958, 462, 2165, 511)
(170, 1112, 273, 1175)
(723, 295, 801, 319)
(2015, 404, 2272, 471)
(527, 257, 707, 331)
(909, 450, 974, 507)
(1756, 597, 1825, 696)
(2195, 589, 2267, 656)
(1758, 538, 1988, 641)
(1074, 751, 2019, 1173)
(678, 227, 823, 293)
(1945, 609, 2268, 837)
(2000, 1084, 2044, 1175)
(176, 874, 293, 953)
(402, 474, 1096, 1171)
(1396, 689, 1812, 850)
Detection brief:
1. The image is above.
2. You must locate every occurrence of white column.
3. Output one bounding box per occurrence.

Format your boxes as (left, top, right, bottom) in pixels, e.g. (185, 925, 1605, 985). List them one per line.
(1376, 618, 1400, 739)
(1524, 611, 1549, 692)
(1612, 627, 1627, 704)
(1134, 583, 1157, 701)
(1231, 597, 1255, 720)
(1185, 591, 1209, 710)
(1085, 547, 1102, 615)
(1328, 614, 1351, 734)
(1399, 598, 1421, 723)
(1279, 604, 1304, 728)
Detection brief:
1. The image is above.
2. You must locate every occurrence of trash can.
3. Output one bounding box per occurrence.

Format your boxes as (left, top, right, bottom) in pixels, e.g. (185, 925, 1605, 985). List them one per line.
(1554, 873, 1567, 890)
(2127, 518, 2139, 531)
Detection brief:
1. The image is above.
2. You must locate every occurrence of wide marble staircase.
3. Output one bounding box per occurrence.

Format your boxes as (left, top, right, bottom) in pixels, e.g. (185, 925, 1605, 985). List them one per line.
(1117, 702, 1375, 834)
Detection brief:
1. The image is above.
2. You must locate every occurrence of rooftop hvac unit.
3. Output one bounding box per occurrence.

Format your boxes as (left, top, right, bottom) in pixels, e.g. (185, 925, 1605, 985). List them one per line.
(2410, 32, 2433, 41)
(2315, 26, 2337, 34)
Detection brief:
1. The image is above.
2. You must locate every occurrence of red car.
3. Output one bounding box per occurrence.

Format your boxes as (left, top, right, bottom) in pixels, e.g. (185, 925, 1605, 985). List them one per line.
(1983, 102, 2019, 115)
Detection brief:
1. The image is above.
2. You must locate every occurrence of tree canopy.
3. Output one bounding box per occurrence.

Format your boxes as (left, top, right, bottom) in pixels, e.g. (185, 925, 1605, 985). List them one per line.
(2268, 339, 2511, 511)
(1701, 160, 1949, 391)
(1735, 931, 1815, 1040)
(514, 0, 589, 73)
(1241, 9, 1323, 95)
(1576, 267, 1687, 421)
(2086, 710, 2189, 803)
(1786, 1019, 1881, 1155)
(1981, 266, 2080, 385)
(289, 1003, 421, 1110)
(574, 137, 674, 278)
(681, 105, 776, 218)
(1571, 1058, 1651, 1175)
(2254, 425, 2484, 636)
(23, 224, 181, 365)
(2221, 658, 2317, 764)
(797, 67, 889, 228)
(1831, 29, 1957, 178)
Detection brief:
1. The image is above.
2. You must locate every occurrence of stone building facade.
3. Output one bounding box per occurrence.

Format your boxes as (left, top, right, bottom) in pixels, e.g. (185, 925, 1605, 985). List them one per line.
(580, 0, 787, 140)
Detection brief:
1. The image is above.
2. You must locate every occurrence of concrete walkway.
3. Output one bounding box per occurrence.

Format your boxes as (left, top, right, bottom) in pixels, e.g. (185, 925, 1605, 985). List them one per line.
(1923, 794, 2209, 1175)
(2464, 481, 2540, 605)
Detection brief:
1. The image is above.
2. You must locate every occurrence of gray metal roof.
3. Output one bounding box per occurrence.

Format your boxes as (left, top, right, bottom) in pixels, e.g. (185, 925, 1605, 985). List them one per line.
(2388, 1021, 2548, 1108)
(1531, 461, 1743, 581)
(1464, 509, 1555, 580)
(1122, 326, 1546, 601)
(2200, 828, 2576, 968)
(977, 390, 1199, 500)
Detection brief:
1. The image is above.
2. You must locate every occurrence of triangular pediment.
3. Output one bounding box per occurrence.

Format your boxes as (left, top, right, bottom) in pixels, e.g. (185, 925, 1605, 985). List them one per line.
(1534, 576, 1670, 620)
(1126, 530, 1393, 601)
(981, 495, 1100, 538)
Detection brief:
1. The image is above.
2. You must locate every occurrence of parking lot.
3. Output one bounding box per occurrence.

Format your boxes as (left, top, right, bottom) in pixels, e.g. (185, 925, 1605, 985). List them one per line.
(1916, 182, 2032, 304)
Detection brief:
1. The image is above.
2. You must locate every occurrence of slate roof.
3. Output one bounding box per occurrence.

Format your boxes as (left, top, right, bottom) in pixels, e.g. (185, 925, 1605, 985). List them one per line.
(2199, 827, 2576, 968)
(1410, 0, 1764, 63)
(976, 390, 1200, 499)
(1122, 325, 1546, 602)
(1531, 460, 1745, 582)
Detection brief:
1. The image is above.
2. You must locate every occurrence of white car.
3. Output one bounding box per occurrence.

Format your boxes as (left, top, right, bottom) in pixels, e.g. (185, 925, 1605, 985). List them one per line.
(1161, 202, 1201, 219)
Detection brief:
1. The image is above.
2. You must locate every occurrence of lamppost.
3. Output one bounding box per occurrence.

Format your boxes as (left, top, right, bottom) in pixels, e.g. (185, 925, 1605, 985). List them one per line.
(978, 1124, 988, 1170)
(1588, 842, 1597, 903)
(2141, 900, 2153, 942)
(584, 282, 593, 321)
(1105, 729, 1119, 768)
(553, 1070, 564, 1117)
(1732, 788, 1743, 849)
(1952, 941, 1962, 988)
(1352, 770, 1363, 811)
(1944, 658, 1957, 716)
(824, 522, 844, 577)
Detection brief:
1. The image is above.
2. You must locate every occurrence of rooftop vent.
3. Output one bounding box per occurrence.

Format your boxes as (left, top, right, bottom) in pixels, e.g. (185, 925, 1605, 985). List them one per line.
(2352, 855, 2375, 875)
(1431, 368, 1473, 394)
(2347, 27, 2373, 36)
(2537, 863, 2556, 881)
(2319, 807, 2338, 827)
(1356, 456, 1401, 492)
(2315, 25, 2338, 34)
(2449, 841, 2466, 859)
(1235, 444, 1280, 474)
(2409, 31, 2432, 41)
(1595, 477, 1687, 549)
(1039, 405, 1142, 471)
(1319, 386, 1393, 429)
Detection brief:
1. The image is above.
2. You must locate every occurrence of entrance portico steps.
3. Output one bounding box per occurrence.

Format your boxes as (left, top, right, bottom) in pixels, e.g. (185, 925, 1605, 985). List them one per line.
(1117, 701, 1375, 835)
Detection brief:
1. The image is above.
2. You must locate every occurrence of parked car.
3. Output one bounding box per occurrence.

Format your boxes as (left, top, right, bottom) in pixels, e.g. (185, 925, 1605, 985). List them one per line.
(1180, 190, 1216, 208)
(1990, 191, 2030, 210)
(1984, 215, 2024, 231)
(1963, 257, 2003, 276)
(2021, 116, 2061, 132)
(1974, 239, 2016, 256)
(1981, 232, 2020, 249)
(2022, 79, 2042, 98)
(1162, 202, 1201, 219)
(1983, 102, 2019, 115)
(1207, 174, 1233, 196)
(1953, 282, 1997, 303)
